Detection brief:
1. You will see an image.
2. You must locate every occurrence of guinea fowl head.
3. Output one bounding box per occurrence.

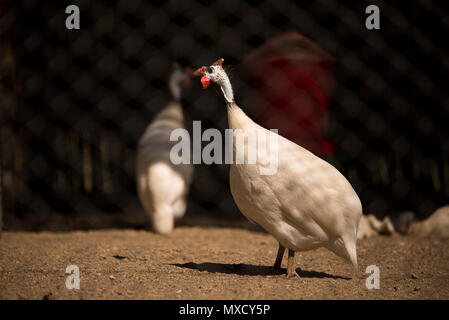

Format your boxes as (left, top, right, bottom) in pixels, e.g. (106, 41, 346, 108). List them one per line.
(169, 62, 191, 101)
(394, 211, 415, 234)
(193, 58, 234, 103)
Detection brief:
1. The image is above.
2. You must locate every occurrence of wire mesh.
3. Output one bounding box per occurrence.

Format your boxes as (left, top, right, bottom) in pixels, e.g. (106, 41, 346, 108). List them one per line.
(1, 0, 448, 230)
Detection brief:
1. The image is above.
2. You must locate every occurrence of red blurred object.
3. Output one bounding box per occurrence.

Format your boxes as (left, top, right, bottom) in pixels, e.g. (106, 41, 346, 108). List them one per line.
(245, 32, 337, 156)
(200, 76, 211, 89)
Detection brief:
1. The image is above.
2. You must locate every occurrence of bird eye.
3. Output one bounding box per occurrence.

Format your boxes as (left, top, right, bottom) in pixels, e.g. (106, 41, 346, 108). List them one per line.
(206, 66, 213, 74)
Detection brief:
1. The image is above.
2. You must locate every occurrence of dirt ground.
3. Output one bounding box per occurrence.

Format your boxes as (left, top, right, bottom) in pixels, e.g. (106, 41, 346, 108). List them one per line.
(1, 225, 448, 300)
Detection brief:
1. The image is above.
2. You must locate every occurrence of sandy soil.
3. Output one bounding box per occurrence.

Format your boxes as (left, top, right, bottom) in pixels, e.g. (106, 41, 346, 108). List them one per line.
(0, 226, 448, 300)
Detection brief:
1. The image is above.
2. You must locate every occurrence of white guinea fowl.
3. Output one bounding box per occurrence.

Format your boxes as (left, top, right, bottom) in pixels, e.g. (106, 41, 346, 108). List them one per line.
(194, 58, 362, 277)
(408, 205, 449, 238)
(136, 65, 193, 234)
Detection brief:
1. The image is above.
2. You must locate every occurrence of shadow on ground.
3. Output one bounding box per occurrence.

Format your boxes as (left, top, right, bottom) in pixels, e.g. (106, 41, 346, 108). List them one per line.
(173, 262, 350, 279)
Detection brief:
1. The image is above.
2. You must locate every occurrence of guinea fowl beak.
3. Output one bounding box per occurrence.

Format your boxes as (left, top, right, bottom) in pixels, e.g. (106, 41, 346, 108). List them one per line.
(193, 66, 206, 76)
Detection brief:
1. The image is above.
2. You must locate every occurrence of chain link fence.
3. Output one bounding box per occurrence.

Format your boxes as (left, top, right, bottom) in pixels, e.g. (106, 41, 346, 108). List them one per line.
(1, 0, 448, 230)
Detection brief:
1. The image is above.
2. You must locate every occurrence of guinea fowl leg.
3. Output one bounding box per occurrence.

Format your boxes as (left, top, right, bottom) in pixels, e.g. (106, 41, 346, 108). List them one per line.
(273, 243, 285, 269)
(287, 249, 299, 278)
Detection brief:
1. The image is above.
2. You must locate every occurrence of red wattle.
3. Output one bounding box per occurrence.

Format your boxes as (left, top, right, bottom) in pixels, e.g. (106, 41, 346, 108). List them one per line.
(201, 76, 211, 89)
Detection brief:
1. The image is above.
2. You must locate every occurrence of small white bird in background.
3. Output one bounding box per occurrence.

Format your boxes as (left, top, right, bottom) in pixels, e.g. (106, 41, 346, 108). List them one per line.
(194, 58, 362, 278)
(408, 205, 449, 238)
(136, 63, 193, 234)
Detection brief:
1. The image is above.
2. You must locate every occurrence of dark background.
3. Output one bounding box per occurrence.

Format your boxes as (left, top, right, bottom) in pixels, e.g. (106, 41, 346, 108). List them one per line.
(1, 0, 448, 230)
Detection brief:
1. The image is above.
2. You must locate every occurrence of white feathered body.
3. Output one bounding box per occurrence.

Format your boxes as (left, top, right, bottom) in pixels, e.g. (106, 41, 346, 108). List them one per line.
(136, 101, 193, 234)
(409, 205, 449, 238)
(227, 103, 362, 267)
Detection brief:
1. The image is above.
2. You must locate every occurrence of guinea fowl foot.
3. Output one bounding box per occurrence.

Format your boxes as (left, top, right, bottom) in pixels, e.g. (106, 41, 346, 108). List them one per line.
(273, 243, 285, 269)
(286, 270, 300, 278)
(286, 249, 300, 278)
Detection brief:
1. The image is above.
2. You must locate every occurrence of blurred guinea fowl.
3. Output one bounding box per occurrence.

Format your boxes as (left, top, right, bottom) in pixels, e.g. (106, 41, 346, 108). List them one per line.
(136, 63, 193, 234)
(408, 205, 449, 238)
(194, 58, 362, 277)
(357, 214, 395, 239)
(394, 211, 415, 235)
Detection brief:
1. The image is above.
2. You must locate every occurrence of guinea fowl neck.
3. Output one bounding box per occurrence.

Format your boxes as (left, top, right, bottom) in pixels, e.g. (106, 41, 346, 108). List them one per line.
(217, 71, 234, 104)
(169, 69, 185, 101)
(220, 73, 247, 129)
